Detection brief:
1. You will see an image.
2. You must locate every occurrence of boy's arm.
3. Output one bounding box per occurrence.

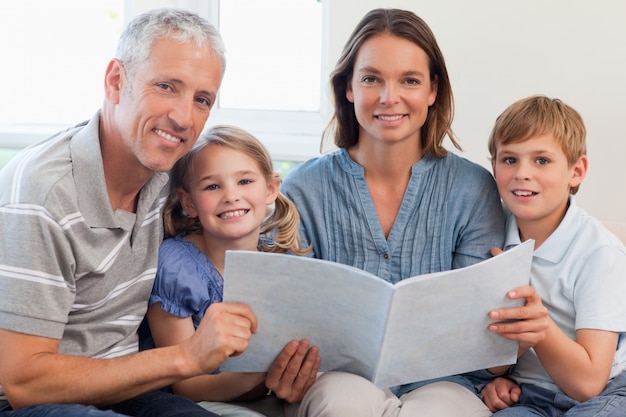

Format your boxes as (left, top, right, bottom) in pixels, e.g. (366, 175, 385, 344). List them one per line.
(533, 326, 617, 401)
(0, 302, 256, 409)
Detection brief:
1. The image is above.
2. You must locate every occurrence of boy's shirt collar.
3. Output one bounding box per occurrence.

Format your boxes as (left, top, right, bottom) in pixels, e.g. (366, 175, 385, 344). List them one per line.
(504, 196, 578, 265)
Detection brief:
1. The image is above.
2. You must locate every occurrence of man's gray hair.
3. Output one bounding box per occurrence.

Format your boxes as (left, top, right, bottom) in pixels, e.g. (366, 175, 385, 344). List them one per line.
(115, 8, 226, 81)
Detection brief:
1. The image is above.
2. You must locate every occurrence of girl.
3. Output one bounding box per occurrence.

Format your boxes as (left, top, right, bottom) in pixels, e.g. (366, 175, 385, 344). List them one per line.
(146, 125, 313, 417)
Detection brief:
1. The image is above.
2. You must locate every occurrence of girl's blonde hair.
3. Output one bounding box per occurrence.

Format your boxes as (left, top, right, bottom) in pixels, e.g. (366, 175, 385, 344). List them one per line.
(164, 125, 310, 255)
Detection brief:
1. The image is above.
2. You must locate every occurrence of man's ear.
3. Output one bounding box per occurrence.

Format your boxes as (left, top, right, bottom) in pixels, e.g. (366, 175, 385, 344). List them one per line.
(104, 58, 126, 104)
(177, 188, 198, 218)
(569, 154, 588, 188)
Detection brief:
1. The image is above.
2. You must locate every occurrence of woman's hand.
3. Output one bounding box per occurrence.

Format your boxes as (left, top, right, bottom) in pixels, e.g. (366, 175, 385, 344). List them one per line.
(265, 339, 321, 403)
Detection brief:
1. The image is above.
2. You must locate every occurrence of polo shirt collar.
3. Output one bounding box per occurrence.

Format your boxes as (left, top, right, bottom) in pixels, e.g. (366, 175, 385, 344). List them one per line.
(504, 196, 579, 264)
(70, 111, 168, 228)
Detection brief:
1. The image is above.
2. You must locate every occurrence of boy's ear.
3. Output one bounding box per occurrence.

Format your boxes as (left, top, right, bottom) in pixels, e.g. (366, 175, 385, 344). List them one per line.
(569, 154, 588, 188)
(178, 188, 198, 218)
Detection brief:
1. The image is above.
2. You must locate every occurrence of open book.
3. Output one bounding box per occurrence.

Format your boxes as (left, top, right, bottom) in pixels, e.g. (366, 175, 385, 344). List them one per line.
(221, 240, 533, 388)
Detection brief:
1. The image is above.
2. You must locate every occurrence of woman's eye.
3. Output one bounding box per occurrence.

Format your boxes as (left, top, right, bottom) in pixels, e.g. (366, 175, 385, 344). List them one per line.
(361, 76, 377, 84)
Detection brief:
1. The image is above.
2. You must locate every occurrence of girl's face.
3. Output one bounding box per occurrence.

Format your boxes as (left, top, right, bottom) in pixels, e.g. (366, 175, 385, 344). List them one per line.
(492, 134, 587, 238)
(179, 144, 278, 246)
(346, 33, 438, 147)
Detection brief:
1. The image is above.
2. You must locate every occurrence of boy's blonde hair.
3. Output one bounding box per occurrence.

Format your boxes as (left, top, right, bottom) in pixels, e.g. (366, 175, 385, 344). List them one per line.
(488, 95, 587, 194)
(164, 125, 310, 255)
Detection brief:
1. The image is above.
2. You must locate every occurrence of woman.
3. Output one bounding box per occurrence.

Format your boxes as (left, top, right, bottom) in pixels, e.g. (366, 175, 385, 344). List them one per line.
(281, 8, 547, 417)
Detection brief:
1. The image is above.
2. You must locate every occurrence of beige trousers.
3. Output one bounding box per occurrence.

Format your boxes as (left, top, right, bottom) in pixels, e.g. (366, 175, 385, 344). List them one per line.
(285, 371, 492, 417)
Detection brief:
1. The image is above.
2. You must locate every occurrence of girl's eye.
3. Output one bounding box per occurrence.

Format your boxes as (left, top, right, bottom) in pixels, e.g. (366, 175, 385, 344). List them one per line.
(239, 179, 252, 185)
(206, 184, 218, 191)
(536, 158, 549, 165)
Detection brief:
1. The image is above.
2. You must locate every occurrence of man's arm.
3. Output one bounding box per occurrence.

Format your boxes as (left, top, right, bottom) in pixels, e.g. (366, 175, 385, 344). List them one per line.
(0, 302, 256, 409)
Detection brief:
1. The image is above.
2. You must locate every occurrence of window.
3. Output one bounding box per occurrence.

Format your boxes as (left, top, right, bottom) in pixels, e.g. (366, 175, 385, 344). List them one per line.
(0, 0, 325, 165)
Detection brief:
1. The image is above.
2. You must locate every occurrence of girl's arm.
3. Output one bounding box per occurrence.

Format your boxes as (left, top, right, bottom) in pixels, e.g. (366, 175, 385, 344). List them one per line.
(147, 302, 266, 402)
(533, 325, 617, 401)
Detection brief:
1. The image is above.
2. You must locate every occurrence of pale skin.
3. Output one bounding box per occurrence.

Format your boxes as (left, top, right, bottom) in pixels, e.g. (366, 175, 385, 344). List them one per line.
(345, 34, 437, 238)
(482, 135, 618, 411)
(0, 37, 313, 409)
(147, 145, 320, 403)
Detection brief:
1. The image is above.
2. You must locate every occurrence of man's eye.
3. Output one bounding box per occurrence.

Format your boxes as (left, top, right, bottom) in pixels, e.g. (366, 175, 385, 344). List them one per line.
(196, 96, 212, 107)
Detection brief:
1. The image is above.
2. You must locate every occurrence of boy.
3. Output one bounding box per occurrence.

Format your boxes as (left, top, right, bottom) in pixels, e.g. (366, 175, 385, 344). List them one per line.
(482, 95, 626, 415)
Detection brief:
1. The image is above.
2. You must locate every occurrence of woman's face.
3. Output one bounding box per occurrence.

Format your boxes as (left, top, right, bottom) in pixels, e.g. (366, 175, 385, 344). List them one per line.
(346, 33, 437, 148)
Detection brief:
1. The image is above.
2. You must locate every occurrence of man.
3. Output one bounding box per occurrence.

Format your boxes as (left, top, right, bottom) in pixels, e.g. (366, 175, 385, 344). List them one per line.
(0, 8, 317, 417)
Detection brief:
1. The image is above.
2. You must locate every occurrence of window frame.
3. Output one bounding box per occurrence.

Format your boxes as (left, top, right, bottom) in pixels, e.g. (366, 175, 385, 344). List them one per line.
(0, 0, 328, 162)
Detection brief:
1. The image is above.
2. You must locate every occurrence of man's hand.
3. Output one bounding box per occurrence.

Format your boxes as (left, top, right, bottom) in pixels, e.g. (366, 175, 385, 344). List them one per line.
(265, 339, 320, 403)
(481, 377, 521, 412)
(185, 302, 258, 375)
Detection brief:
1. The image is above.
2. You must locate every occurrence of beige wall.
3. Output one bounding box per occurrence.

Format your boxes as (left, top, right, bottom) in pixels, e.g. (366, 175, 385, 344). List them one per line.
(326, 0, 626, 223)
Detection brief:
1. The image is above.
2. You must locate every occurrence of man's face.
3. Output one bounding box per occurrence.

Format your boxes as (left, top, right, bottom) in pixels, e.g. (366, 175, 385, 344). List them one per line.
(111, 37, 223, 173)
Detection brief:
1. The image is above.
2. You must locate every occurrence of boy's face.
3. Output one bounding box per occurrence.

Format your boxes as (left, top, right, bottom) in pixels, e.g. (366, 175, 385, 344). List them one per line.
(492, 133, 587, 231)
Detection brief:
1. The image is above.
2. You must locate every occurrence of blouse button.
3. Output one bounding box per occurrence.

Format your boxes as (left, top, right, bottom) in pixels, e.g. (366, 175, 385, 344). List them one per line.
(383, 253, 389, 260)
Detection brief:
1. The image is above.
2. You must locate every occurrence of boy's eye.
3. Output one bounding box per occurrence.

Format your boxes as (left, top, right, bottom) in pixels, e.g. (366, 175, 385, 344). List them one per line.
(239, 179, 252, 185)
(536, 158, 549, 165)
(206, 184, 219, 191)
(503, 157, 516, 165)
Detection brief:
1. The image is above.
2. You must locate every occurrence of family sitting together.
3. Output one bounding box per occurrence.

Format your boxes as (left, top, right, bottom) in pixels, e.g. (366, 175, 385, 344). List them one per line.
(0, 7, 624, 417)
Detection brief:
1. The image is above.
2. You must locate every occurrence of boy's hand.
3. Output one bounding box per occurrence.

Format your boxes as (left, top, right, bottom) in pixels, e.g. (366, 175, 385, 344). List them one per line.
(481, 377, 521, 412)
(488, 285, 549, 351)
(488, 246, 549, 351)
